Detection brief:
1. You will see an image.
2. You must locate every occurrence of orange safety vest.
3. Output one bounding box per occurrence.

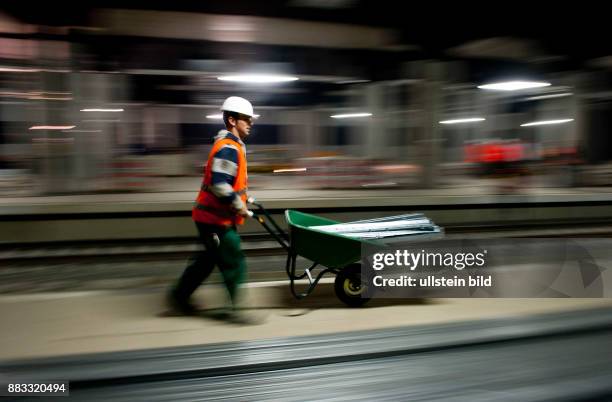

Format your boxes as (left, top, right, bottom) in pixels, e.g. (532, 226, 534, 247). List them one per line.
(192, 136, 248, 226)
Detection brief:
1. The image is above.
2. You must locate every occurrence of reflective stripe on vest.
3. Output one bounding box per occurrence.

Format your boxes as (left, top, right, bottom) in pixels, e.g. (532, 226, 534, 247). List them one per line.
(200, 183, 248, 195)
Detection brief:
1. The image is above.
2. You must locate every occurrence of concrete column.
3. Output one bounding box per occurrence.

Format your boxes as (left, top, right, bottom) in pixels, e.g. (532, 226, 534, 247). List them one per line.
(364, 83, 385, 159)
(279, 110, 312, 158)
(69, 73, 118, 192)
(418, 61, 443, 188)
(40, 71, 74, 193)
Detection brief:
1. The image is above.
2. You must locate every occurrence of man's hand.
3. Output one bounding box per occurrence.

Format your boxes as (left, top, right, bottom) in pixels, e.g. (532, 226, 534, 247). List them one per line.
(237, 207, 251, 218)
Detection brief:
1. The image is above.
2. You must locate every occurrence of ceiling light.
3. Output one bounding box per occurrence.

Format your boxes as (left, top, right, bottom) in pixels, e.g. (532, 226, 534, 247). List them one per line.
(439, 117, 485, 124)
(29, 125, 76, 130)
(217, 74, 299, 83)
(478, 81, 551, 91)
(330, 113, 373, 119)
(520, 119, 574, 127)
(80, 108, 124, 112)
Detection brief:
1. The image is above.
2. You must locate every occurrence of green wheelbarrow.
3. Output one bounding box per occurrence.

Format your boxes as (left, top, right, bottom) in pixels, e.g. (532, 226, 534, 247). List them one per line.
(247, 198, 438, 307)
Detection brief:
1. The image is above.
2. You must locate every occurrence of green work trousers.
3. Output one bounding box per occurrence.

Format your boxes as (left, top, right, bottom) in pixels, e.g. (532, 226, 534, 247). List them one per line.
(173, 222, 247, 307)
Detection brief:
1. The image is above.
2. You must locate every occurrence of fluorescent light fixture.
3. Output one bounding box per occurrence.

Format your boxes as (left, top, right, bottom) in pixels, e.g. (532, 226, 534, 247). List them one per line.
(29, 125, 76, 130)
(217, 74, 299, 83)
(520, 118, 574, 127)
(206, 113, 260, 119)
(525, 92, 573, 101)
(330, 113, 373, 119)
(0, 67, 40, 73)
(80, 108, 124, 112)
(439, 117, 486, 124)
(273, 168, 307, 173)
(478, 81, 551, 91)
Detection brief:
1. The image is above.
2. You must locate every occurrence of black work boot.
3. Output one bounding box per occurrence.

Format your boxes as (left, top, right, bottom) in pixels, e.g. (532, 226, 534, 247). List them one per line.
(167, 288, 200, 315)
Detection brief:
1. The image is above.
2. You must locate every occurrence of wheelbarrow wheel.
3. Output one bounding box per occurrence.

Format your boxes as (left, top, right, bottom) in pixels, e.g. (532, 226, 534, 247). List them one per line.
(334, 264, 370, 307)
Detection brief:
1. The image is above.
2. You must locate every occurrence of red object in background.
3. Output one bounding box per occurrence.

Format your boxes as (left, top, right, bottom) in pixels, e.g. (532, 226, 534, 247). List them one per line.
(482, 143, 503, 163)
(502, 143, 524, 162)
(464, 142, 524, 164)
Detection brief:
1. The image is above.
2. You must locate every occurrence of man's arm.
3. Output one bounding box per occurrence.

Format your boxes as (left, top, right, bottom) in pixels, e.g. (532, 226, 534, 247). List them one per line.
(209, 145, 247, 214)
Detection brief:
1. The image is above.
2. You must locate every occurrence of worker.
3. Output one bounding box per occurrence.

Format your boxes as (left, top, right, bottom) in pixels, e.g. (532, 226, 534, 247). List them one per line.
(168, 96, 258, 323)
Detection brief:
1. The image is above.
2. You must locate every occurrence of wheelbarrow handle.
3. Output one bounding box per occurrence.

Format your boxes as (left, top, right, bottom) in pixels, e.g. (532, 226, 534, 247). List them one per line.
(247, 199, 290, 250)
(247, 196, 261, 208)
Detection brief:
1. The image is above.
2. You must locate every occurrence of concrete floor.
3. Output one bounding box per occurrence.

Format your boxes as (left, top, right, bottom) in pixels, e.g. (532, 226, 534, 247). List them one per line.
(1, 283, 612, 361)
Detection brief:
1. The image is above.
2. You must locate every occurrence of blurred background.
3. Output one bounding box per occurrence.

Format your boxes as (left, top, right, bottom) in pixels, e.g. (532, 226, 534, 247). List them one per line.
(2, 3, 612, 401)
(0, 1, 609, 196)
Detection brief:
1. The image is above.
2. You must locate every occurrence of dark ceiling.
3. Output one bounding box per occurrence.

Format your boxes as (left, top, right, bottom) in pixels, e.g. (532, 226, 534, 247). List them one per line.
(1, 0, 609, 61)
(1, 1, 609, 106)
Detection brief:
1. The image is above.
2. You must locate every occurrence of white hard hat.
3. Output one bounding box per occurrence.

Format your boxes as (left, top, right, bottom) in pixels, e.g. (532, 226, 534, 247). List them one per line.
(221, 96, 254, 117)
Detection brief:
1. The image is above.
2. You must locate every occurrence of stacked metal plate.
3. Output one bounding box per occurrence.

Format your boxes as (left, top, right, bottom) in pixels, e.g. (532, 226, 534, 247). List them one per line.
(311, 213, 442, 241)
